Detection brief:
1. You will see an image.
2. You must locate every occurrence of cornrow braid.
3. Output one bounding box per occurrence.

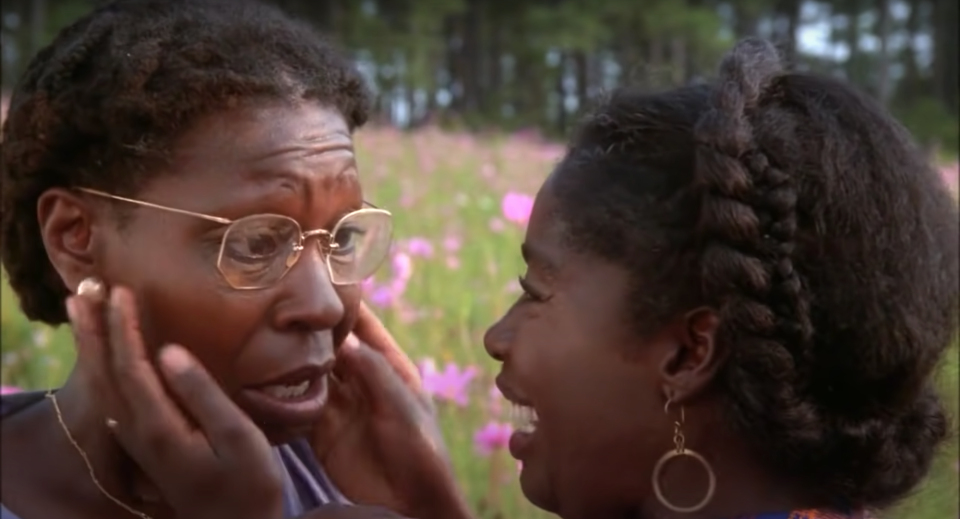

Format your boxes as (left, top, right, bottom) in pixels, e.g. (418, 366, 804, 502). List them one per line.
(1, 0, 372, 325)
(691, 37, 822, 472)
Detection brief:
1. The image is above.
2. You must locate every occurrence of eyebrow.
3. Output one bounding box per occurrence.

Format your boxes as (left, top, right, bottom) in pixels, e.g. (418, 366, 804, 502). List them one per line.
(238, 157, 368, 206)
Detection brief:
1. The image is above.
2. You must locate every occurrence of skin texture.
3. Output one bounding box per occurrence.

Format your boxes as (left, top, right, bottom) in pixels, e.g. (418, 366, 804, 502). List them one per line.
(51, 102, 362, 441)
(483, 38, 959, 519)
(486, 177, 807, 519)
(1, 102, 362, 519)
(0, 2, 471, 519)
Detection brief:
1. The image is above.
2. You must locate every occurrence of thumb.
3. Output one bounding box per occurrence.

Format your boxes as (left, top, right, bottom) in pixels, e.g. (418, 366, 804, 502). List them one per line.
(353, 303, 420, 388)
(336, 336, 420, 417)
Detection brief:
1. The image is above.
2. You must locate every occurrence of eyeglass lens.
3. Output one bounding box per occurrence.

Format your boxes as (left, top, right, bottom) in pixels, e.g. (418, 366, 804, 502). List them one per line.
(217, 210, 392, 289)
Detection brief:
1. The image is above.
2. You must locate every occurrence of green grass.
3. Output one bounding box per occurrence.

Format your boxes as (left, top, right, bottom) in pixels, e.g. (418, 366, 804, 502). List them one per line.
(1, 126, 957, 518)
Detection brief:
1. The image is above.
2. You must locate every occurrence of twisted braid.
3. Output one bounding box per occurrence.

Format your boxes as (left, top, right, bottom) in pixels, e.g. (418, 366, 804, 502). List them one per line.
(694, 38, 951, 507)
(692, 38, 822, 467)
(552, 36, 956, 509)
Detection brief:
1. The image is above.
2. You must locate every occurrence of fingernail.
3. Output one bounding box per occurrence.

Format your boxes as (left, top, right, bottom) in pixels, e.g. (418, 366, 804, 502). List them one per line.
(342, 334, 360, 350)
(77, 277, 106, 301)
(109, 285, 124, 307)
(159, 346, 192, 375)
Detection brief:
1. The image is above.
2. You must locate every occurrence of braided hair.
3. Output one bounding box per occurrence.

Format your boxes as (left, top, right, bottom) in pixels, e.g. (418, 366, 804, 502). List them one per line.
(552, 38, 959, 509)
(1, 0, 372, 325)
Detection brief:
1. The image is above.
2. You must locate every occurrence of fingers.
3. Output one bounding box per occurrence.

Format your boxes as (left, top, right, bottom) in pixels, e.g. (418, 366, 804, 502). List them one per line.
(310, 375, 359, 460)
(157, 345, 268, 457)
(66, 293, 125, 419)
(337, 341, 449, 463)
(107, 288, 265, 458)
(103, 287, 199, 467)
(336, 339, 420, 417)
(106, 288, 193, 436)
(352, 303, 421, 388)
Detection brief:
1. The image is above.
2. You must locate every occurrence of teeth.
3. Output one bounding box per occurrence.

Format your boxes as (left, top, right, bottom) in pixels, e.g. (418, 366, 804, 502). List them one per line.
(510, 403, 538, 433)
(262, 380, 310, 400)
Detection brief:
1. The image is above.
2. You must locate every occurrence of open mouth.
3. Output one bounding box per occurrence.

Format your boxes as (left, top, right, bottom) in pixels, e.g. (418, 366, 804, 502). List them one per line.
(510, 402, 539, 434)
(259, 378, 313, 401)
(237, 363, 333, 430)
(498, 378, 540, 459)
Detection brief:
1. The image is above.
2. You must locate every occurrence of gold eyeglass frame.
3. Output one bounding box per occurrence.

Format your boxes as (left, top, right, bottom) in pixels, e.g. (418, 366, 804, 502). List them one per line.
(76, 187, 393, 290)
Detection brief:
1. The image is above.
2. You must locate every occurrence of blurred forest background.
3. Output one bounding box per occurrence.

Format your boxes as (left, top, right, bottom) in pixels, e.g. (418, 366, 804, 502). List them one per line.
(1, 0, 958, 156)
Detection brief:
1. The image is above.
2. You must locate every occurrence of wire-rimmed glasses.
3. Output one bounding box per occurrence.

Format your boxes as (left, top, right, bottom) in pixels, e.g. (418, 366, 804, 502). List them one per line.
(77, 187, 393, 290)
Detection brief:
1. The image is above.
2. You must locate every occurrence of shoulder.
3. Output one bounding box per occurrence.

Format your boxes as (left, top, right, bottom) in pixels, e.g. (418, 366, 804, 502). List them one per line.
(299, 503, 408, 518)
(0, 504, 23, 519)
(0, 391, 47, 420)
(276, 438, 352, 509)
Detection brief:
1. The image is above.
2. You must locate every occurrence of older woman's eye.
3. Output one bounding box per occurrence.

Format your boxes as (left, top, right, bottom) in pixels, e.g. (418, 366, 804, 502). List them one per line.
(332, 225, 366, 254)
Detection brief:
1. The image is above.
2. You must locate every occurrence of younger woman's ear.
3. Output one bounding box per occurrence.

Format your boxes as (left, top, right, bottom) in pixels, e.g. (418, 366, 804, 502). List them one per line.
(658, 307, 724, 405)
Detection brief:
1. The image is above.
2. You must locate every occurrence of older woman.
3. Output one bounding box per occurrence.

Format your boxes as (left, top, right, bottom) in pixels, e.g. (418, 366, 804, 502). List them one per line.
(0, 1, 460, 518)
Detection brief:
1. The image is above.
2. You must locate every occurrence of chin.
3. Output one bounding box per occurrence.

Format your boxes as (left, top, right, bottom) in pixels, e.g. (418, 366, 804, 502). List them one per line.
(518, 461, 560, 515)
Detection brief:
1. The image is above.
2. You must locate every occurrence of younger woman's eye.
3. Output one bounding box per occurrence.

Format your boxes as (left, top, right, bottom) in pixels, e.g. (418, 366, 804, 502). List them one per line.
(517, 275, 548, 302)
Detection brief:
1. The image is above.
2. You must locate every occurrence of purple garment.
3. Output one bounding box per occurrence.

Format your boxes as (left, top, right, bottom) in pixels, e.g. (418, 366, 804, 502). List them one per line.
(0, 391, 351, 519)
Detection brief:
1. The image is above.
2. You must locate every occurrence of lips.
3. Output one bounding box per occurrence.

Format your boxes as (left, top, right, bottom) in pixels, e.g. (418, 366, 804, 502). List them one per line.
(235, 361, 335, 431)
(496, 376, 539, 460)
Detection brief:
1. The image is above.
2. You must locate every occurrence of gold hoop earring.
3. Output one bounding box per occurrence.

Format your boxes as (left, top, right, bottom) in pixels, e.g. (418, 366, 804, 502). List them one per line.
(651, 398, 716, 513)
(76, 277, 106, 301)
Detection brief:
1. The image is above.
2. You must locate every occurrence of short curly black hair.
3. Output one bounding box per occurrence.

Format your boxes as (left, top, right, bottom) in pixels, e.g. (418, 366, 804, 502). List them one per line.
(1, 0, 372, 325)
(552, 38, 959, 510)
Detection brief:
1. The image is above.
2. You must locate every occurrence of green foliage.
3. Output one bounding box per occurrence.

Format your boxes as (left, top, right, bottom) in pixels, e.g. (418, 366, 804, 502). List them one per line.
(895, 97, 960, 157)
(5, 0, 955, 145)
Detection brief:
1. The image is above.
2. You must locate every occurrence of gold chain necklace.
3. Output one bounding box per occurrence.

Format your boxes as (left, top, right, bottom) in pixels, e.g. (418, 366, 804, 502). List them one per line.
(45, 390, 153, 519)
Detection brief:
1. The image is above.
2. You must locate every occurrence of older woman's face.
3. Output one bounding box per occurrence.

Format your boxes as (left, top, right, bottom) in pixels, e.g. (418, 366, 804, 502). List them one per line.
(92, 102, 363, 444)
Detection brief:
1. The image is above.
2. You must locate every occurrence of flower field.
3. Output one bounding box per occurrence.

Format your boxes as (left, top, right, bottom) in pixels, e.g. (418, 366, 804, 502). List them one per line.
(1, 124, 957, 518)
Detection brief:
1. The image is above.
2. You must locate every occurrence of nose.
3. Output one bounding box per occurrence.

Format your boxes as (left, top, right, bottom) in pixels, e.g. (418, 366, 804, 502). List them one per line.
(483, 313, 514, 362)
(272, 247, 345, 332)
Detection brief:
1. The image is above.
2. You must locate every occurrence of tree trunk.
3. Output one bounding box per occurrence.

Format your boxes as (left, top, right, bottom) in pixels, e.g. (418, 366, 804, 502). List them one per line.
(573, 50, 588, 115)
(932, 0, 959, 114)
(874, 0, 892, 105)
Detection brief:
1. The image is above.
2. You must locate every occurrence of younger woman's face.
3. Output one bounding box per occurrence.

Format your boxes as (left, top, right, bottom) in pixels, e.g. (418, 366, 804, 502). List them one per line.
(50, 101, 366, 444)
(483, 173, 685, 518)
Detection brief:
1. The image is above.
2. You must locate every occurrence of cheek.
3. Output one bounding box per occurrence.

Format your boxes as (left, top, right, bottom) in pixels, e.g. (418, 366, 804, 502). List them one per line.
(140, 279, 261, 379)
(519, 309, 663, 455)
(536, 344, 655, 437)
(527, 334, 665, 497)
(104, 232, 262, 379)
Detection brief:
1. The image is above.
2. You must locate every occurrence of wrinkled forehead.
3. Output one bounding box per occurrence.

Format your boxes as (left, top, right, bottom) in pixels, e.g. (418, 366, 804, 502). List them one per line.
(171, 101, 352, 162)
(137, 101, 361, 219)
